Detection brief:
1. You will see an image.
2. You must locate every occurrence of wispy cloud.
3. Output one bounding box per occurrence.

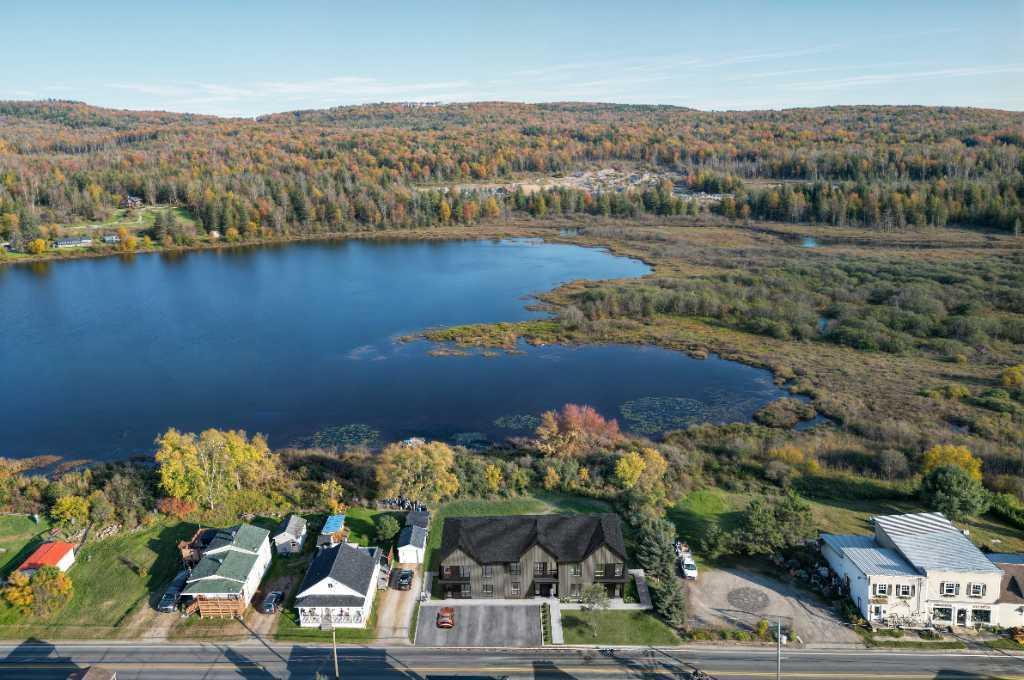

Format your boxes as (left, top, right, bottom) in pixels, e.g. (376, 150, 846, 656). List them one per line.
(783, 64, 1024, 91)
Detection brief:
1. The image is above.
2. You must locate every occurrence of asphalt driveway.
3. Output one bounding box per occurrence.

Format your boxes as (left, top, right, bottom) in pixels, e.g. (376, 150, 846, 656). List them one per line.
(415, 604, 542, 647)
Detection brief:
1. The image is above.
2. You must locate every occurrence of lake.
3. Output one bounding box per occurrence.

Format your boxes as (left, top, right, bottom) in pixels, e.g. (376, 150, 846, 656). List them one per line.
(0, 238, 788, 460)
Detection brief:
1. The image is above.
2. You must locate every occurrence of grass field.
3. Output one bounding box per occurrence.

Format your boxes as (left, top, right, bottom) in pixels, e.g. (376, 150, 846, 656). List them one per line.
(424, 493, 614, 571)
(0, 520, 195, 639)
(561, 610, 681, 645)
(0, 515, 51, 580)
(65, 205, 196, 234)
(669, 488, 1024, 556)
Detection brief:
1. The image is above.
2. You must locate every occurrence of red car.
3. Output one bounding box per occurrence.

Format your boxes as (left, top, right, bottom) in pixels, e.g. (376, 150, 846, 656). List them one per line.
(436, 607, 455, 629)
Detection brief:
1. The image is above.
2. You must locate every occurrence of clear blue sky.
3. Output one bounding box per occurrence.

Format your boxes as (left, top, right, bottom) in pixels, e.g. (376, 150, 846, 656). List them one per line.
(3, 0, 1021, 116)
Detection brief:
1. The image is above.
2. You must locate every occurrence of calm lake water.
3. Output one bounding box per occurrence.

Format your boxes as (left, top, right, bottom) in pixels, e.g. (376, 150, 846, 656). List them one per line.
(0, 238, 787, 460)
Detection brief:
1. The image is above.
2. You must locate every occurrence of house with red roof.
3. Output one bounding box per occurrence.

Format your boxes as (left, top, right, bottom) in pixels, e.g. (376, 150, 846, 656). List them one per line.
(17, 541, 76, 577)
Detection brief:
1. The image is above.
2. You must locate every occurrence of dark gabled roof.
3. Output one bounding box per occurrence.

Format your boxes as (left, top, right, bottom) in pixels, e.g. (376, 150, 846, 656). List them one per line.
(438, 514, 626, 565)
(297, 543, 378, 596)
(274, 514, 307, 540)
(398, 525, 427, 549)
(997, 562, 1024, 605)
(405, 510, 430, 529)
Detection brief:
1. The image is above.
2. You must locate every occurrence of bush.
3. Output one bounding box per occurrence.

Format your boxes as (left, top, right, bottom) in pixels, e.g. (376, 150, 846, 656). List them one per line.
(920, 465, 990, 521)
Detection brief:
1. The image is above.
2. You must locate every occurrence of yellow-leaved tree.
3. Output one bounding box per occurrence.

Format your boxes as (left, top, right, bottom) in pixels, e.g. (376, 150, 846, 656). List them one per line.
(375, 440, 459, 504)
(920, 444, 982, 482)
(155, 428, 277, 510)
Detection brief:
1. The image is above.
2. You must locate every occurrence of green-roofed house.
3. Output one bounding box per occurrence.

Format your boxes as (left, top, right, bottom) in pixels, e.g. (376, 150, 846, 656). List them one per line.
(181, 523, 272, 618)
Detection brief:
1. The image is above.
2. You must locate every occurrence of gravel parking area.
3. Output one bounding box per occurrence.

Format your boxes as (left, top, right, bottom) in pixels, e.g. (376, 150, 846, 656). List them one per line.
(415, 604, 542, 647)
(687, 566, 858, 644)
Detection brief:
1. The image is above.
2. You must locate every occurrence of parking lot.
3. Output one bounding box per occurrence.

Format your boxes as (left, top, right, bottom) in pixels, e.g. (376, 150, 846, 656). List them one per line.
(687, 566, 859, 644)
(415, 604, 543, 647)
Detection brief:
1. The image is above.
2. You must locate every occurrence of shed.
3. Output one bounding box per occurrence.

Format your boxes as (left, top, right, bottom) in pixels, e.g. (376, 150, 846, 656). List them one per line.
(397, 525, 427, 564)
(273, 514, 308, 555)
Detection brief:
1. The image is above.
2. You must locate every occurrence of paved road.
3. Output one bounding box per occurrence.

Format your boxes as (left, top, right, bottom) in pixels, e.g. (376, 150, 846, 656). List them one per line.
(1, 641, 1023, 679)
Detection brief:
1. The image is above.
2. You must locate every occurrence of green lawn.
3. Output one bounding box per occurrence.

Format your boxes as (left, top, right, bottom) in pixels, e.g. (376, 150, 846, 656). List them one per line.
(0, 515, 51, 579)
(425, 493, 614, 571)
(0, 520, 196, 639)
(668, 488, 1024, 556)
(561, 610, 681, 645)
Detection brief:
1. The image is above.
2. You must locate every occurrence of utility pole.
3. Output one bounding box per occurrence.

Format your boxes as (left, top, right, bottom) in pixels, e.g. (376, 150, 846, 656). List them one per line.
(322, 620, 339, 678)
(776, 615, 782, 680)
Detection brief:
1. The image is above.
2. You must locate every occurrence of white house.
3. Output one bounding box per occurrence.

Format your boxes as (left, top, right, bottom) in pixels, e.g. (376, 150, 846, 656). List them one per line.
(272, 514, 308, 555)
(822, 512, 1002, 628)
(295, 542, 381, 628)
(397, 525, 427, 564)
(181, 523, 272, 618)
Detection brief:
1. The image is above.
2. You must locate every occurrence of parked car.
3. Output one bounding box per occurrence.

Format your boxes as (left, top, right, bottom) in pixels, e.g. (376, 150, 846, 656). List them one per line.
(436, 606, 455, 629)
(682, 558, 698, 580)
(157, 569, 189, 613)
(396, 569, 414, 590)
(260, 591, 284, 614)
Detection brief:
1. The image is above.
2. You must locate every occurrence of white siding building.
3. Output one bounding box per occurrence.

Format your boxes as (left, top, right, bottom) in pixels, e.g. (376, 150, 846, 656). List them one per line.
(295, 542, 381, 628)
(822, 512, 1002, 628)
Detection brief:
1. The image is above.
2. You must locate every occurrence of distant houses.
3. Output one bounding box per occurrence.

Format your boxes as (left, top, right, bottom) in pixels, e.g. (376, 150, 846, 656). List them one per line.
(179, 523, 272, 618)
(53, 236, 93, 249)
(295, 542, 382, 628)
(272, 514, 308, 555)
(120, 195, 143, 209)
(102, 234, 121, 245)
(16, 541, 76, 577)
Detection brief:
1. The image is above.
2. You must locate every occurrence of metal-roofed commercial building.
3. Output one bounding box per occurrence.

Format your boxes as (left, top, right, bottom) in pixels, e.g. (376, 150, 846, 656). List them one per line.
(821, 512, 1002, 628)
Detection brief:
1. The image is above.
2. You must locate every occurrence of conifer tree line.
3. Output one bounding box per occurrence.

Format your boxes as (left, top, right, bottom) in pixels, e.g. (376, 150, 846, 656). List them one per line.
(0, 100, 1021, 245)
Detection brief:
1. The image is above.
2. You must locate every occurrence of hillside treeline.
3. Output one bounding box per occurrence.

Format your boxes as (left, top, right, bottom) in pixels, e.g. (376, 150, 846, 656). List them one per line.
(1, 100, 1022, 244)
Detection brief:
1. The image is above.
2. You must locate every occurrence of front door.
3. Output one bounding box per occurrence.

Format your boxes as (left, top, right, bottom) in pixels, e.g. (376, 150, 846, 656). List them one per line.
(536, 583, 553, 598)
(956, 608, 967, 626)
(872, 605, 884, 622)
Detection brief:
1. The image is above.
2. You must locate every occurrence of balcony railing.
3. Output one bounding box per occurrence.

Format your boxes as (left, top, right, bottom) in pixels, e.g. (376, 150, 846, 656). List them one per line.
(438, 568, 471, 581)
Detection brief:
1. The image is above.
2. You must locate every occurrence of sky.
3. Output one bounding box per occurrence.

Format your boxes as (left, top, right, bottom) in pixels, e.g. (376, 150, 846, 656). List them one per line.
(2, 0, 1022, 117)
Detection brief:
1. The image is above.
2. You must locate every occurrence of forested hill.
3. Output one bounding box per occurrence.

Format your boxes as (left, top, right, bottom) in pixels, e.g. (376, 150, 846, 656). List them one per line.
(1, 100, 1022, 245)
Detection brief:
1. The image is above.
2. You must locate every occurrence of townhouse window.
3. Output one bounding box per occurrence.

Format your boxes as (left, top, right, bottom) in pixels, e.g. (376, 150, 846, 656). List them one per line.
(509, 562, 521, 576)
(511, 582, 521, 597)
(896, 584, 915, 598)
(971, 608, 991, 624)
(570, 563, 582, 577)
(932, 607, 952, 622)
(482, 565, 493, 579)
(460, 583, 471, 597)
(614, 563, 624, 577)
(481, 583, 494, 597)
(534, 561, 547, 576)
(939, 582, 959, 597)
(967, 583, 986, 598)
(872, 583, 890, 597)
(570, 583, 581, 598)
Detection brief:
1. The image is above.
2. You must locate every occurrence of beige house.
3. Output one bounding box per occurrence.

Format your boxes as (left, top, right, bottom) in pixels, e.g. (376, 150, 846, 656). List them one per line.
(822, 512, 1002, 628)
